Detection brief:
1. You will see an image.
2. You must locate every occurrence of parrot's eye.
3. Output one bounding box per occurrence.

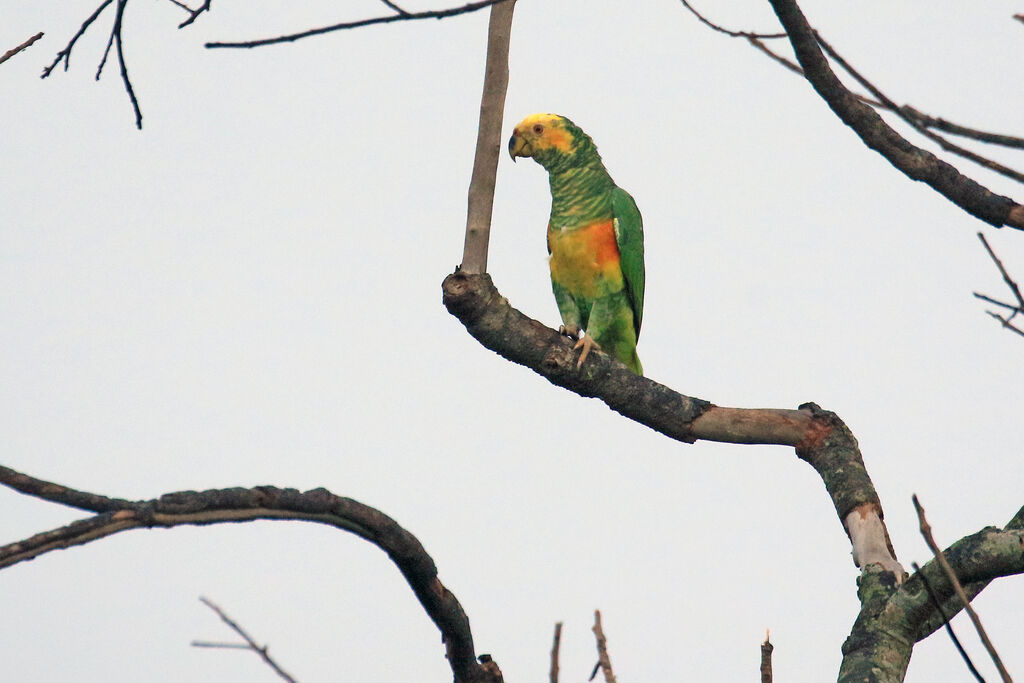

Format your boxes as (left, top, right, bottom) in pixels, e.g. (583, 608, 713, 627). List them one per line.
(533, 124, 544, 135)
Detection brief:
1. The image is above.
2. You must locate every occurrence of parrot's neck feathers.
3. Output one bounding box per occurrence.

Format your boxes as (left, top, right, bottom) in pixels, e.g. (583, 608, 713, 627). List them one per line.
(547, 161, 616, 228)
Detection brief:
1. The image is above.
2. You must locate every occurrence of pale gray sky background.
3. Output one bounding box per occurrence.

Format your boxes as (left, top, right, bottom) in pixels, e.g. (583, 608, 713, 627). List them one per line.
(2, 1, 1023, 681)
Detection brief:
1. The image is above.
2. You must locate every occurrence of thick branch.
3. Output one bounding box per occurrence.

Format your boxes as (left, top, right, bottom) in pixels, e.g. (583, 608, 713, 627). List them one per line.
(839, 512, 1024, 683)
(442, 271, 902, 576)
(766, 0, 1024, 229)
(205, 0, 509, 49)
(0, 471, 501, 683)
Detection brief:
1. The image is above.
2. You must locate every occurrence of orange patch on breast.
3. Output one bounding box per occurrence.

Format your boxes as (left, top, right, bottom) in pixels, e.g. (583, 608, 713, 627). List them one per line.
(548, 220, 624, 298)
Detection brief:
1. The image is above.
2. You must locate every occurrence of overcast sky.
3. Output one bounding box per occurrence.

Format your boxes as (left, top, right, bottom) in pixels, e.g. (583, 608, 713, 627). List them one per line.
(3, 1, 1023, 681)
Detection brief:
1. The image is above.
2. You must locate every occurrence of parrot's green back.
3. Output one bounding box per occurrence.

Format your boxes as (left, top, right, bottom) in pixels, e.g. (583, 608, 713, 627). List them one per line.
(508, 113, 645, 374)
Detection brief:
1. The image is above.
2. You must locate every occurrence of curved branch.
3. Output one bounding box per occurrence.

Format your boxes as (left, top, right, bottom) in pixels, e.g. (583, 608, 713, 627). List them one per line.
(0, 470, 502, 683)
(765, 0, 1024, 230)
(205, 0, 510, 50)
(442, 271, 903, 577)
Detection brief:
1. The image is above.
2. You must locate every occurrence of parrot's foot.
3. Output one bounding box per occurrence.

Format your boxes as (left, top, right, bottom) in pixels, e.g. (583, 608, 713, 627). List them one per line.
(558, 324, 580, 341)
(573, 335, 600, 369)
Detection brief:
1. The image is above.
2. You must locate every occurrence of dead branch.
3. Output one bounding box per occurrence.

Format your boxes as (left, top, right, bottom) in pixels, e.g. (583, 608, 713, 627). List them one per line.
(40, 0, 142, 128)
(974, 232, 1024, 337)
(41, 0, 114, 77)
(677, 0, 786, 39)
(175, 0, 213, 29)
(680, 0, 1024, 227)
(913, 495, 1013, 683)
(0, 32, 44, 67)
(461, 0, 516, 274)
(814, 34, 1024, 184)
(0, 467, 502, 683)
(205, 0, 510, 50)
(765, 0, 1024, 229)
(910, 561, 985, 683)
(378, 0, 410, 16)
(193, 597, 298, 683)
(761, 630, 773, 683)
(549, 622, 562, 683)
(591, 611, 617, 683)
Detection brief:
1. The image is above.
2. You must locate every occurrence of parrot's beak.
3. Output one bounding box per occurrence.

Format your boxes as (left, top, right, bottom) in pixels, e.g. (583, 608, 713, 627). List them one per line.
(508, 132, 532, 162)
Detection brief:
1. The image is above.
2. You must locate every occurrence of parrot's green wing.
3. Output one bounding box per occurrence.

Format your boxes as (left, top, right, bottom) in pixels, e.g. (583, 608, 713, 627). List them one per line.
(611, 187, 645, 336)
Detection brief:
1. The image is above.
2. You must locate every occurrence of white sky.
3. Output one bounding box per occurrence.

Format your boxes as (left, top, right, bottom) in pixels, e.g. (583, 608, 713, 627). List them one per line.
(2, 1, 1023, 681)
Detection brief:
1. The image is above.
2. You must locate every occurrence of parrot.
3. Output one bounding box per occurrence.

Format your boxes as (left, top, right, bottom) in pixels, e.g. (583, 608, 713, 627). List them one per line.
(508, 113, 645, 375)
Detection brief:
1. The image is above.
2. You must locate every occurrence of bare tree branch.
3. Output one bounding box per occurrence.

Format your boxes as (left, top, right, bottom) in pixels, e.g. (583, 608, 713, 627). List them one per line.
(761, 630, 774, 683)
(111, 0, 142, 129)
(0, 469, 502, 683)
(913, 495, 1013, 683)
(41, 0, 142, 128)
(378, 0, 410, 16)
(193, 597, 298, 683)
(205, 0, 510, 50)
(176, 0, 213, 29)
(460, 0, 515, 273)
(677, 0, 786, 39)
(549, 622, 562, 683)
(442, 272, 904, 583)
(978, 232, 1024, 311)
(591, 610, 617, 683)
(814, 34, 1024, 185)
(0, 32, 44, 67)
(975, 232, 1024, 337)
(765, 0, 1024, 230)
(910, 561, 985, 683)
(41, 0, 114, 77)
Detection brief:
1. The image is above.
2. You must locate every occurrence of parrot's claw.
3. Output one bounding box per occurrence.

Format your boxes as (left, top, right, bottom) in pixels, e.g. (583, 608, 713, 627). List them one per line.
(573, 335, 600, 369)
(558, 324, 580, 341)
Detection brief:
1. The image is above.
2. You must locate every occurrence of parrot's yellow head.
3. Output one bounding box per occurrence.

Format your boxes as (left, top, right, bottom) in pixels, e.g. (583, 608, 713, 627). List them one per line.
(508, 113, 603, 174)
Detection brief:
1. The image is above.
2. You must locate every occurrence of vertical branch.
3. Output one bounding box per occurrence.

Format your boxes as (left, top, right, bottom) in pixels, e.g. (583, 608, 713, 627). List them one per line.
(591, 610, 618, 683)
(549, 621, 563, 683)
(460, 0, 516, 274)
(760, 630, 774, 683)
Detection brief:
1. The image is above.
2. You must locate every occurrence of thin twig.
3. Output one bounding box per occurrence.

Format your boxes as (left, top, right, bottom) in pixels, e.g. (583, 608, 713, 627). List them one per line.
(549, 622, 563, 683)
(195, 597, 297, 683)
(973, 292, 1020, 312)
(378, 0, 410, 15)
(0, 32, 44, 66)
(761, 630, 774, 683)
(41, 0, 114, 77)
(677, 0, 786, 39)
(984, 311, 1024, 338)
(591, 610, 617, 683)
(975, 232, 1024, 337)
(205, 0, 508, 49)
(911, 561, 986, 683)
(977, 233, 1024, 310)
(177, 0, 212, 29)
(913, 495, 1013, 683)
(111, 0, 143, 129)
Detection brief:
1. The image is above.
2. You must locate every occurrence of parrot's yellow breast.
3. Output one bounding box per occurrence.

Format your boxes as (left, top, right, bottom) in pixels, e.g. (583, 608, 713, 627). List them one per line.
(547, 219, 624, 299)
